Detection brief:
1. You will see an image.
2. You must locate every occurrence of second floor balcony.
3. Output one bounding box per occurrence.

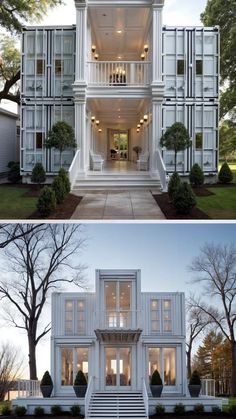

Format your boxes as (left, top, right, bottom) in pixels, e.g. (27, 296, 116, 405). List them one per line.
(87, 61, 151, 87)
(94, 310, 142, 343)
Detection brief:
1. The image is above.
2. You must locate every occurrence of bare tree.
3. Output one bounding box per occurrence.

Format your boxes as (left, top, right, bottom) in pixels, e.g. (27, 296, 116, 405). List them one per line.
(0, 224, 43, 248)
(0, 342, 23, 401)
(0, 224, 87, 380)
(189, 243, 236, 396)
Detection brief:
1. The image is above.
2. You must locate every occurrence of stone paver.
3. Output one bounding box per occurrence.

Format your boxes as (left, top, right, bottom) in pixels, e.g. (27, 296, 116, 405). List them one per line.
(71, 190, 165, 220)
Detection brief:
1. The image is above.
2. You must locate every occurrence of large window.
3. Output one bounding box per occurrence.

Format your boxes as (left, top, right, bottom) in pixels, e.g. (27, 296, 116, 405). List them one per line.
(150, 299, 172, 333)
(61, 347, 88, 386)
(65, 299, 85, 335)
(77, 301, 85, 334)
(104, 281, 132, 328)
(163, 300, 172, 332)
(151, 300, 160, 332)
(65, 300, 73, 335)
(76, 348, 88, 380)
(149, 347, 176, 386)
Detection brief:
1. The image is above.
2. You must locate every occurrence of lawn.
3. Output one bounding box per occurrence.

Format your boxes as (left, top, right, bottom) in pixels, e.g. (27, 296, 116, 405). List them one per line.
(0, 186, 38, 219)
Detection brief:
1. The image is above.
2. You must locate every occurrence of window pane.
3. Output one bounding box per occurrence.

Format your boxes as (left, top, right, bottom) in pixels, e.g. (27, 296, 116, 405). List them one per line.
(196, 133, 203, 149)
(163, 300, 172, 332)
(36, 133, 43, 149)
(37, 59, 45, 75)
(105, 282, 116, 310)
(148, 348, 161, 382)
(77, 300, 85, 334)
(151, 299, 160, 332)
(164, 348, 176, 385)
(177, 60, 185, 75)
(61, 348, 73, 385)
(196, 60, 203, 75)
(76, 348, 88, 380)
(65, 300, 73, 335)
(55, 59, 62, 75)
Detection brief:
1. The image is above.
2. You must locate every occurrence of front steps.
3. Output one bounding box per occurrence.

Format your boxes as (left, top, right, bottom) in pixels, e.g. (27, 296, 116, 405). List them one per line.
(86, 392, 148, 419)
(72, 171, 161, 190)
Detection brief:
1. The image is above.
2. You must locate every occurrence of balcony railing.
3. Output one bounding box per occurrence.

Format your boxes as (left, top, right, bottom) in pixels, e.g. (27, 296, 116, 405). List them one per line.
(18, 379, 41, 398)
(95, 310, 141, 329)
(87, 61, 150, 87)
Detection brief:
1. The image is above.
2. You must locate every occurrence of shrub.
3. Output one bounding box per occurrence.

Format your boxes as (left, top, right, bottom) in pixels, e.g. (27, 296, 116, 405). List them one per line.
(173, 182, 196, 214)
(1, 405, 11, 415)
(14, 406, 27, 417)
(168, 172, 181, 200)
(70, 405, 81, 416)
(228, 404, 236, 416)
(155, 404, 165, 415)
(37, 186, 56, 217)
(212, 406, 221, 414)
(52, 176, 66, 204)
(218, 161, 233, 183)
(40, 370, 53, 386)
(34, 406, 45, 416)
(150, 370, 162, 386)
(193, 404, 204, 414)
(189, 370, 201, 386)
(189, 164, 204, 186)
(74, 370, 87, 386)
(59, 167, 70, 194)
(51, 405, 62, 416)
(31, 163, 46, 186)
(173, 403, 185, 415)
(7, 162, 21, 183)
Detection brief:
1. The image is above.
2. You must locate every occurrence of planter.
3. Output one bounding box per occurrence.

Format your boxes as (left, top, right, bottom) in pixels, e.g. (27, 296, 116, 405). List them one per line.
(73, 385, 87, 397)
(150, 385, 163, 397)
(188, 384, 201, 397)
(40, 385, 53, 397)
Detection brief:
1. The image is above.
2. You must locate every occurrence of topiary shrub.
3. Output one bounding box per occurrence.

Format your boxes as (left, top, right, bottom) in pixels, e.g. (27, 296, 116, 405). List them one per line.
(52, 176, 66, 204)
(173, 403, 185, 415)
(51, 405, 62, 416)
(189, 370, 201, 386)
(41, 371, 53, 386)
(212, 406, 221, 414)
(189, 164, 204, 186)
(193, 404, 204, 414)
(70, 405, 81, 416)
(150, 370, 162, 386)
(14, 406, 27, 417)
(7, 161, 21, 183)
(218, 161, 233, 183)
(168, 172, 181, 200)
(37, 186, 56, 217)
(74, 370, 87, 386)
(155, 404, 165, 415)
(173, 182, 196, 214)
(34, 406, 45, 416)
(31, 163, 46, 186)
(59, 167, 71, 194)
(1, 405, 11, 415)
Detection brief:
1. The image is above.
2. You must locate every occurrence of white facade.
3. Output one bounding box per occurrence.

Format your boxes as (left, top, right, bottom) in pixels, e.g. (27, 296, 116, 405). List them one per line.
(50, 269, 187, 396)
(0, 108, 19, 174)
(20, 0, 219, 189)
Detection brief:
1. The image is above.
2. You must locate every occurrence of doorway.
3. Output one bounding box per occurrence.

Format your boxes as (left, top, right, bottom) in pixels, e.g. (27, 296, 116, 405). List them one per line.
(105, 347, 132, 389)
(109, 130, 129, 161)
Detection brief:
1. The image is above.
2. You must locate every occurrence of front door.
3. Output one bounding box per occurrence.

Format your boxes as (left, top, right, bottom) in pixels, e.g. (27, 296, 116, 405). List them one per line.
(109, 131, 129, 161)
(105, 347, 131, 389)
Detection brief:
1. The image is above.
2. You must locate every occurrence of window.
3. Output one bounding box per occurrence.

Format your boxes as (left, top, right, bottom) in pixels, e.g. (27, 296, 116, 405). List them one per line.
(164, 348, 176, 385)
(149, 348, 161, 381)
(61, 348, 73, 385)
(55, 59, 62, 75)
(149, 347, 176, 386)
(196, 60, 203, 75)
(177, 60, 185, 75)
(65, 299, 85, 335)
(77, 301, 85, 334)
(36, 132, 44, 149)
(151, 299, 160, 332)
(163, 300, 172, 332)
(196, 133, 203, 150)
(76, 348, 88, 380)
(65, 300, 73, 335)
(37, 59, 45, 75)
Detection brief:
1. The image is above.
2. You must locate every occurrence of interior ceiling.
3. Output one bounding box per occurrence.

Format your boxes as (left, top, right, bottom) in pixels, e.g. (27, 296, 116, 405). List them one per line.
(89, 7, 150, 60)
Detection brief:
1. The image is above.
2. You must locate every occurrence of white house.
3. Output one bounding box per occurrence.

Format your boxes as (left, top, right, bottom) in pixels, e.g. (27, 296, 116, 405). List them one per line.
(15, 269, 224, 417)
(20, 0, 219, 190)
(0, 108, 20, 176)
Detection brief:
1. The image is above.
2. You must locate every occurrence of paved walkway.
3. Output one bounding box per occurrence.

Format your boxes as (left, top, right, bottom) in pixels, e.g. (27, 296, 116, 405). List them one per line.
(71, 190, 166, 220)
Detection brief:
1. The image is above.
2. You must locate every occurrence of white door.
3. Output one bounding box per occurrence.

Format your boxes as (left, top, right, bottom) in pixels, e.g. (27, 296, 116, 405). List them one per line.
(105, 347, 132, 390)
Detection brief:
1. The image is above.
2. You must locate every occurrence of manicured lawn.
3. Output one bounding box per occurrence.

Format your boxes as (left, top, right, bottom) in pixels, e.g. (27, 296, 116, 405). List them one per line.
(0, 186, 37, 219)
(196, 186, 236, 219)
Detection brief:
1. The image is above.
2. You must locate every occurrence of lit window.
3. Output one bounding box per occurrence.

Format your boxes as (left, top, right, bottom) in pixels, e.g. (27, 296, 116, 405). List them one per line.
(37, 59, 45, 75)
(149, 347, 176, 386)
(65, 300, 73, 335)
(163, 299, 172, 332)
(61, 347, 73, 385)
(77, 300, 85, 334)
(196, 133, 203, 149)
(177, 60, 185, 75)
(151, 299, 160, 332)
(76, 348, 88, 380)
(196, 60, 203, 75)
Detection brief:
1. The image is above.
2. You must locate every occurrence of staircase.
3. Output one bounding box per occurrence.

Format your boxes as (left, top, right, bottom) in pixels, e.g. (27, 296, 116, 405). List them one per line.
(86, 391, 148, 419)
(72, 171, 161, 190)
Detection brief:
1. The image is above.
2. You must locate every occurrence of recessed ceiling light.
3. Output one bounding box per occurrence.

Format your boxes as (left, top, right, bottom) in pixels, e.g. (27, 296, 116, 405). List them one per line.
(118, 56, 122, 59)
(117, 30, 122, 34)
(118, 109, 121, 111)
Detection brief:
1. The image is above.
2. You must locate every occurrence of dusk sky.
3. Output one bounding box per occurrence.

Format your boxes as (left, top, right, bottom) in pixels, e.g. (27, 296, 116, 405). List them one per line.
(1, 222, 235, 378)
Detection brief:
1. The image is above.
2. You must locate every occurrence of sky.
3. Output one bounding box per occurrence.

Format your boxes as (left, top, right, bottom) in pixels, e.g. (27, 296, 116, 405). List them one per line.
(1, 222, 236, 379)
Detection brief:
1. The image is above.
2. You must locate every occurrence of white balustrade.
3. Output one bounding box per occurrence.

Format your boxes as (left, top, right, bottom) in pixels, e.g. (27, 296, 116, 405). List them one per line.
(87, 61, 150, 86)
(201, 379, 215, 397)
(95, 310, 141, 329)
(142, 377, 149, 418)
(17, 380, 41, 398)
(85, 376, 94, 418)
(68, 149, 80, 188)
(157, 149, 169, 192)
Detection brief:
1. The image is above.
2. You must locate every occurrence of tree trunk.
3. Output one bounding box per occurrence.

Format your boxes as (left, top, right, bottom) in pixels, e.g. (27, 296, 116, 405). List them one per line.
(186, 349, 192, 379)
(28, 333, 37, 380)
(174, 150, 177, 172)
(231, 341, 236, 396)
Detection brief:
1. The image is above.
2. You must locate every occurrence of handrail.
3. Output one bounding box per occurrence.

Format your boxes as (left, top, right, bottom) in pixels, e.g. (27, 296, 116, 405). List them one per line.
(68, 149, 80, 189)
(200, 379, 215, 397)
(157, 148, 169, 192)
(87, 60, 151, 64)
(95, 310, 142, 329)
(142, 377, 149, 418)
(17, 379, 41, 398)
(85, 376, 94, 418)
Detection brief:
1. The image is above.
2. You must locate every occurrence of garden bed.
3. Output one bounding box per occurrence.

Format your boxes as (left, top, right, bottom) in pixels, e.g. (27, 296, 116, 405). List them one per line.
(153, 193, 210, 220)
(29, 193, 82, 220)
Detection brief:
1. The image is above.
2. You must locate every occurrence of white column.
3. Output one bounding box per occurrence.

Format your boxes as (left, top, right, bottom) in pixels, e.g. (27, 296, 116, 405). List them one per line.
(75, 0, 87, 83)
(152, 0, 164, 85)
(75, 99, 86, 173)
(150, 100, 162, 174)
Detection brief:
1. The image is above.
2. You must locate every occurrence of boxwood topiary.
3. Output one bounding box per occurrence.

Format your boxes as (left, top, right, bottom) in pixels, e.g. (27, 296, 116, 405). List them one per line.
(74, 370, 87, 386)
(14, 406, 27, 417)
(41, 371, 53, 386)
(189, 164, 204, 186)
(52, 176, 66, 204)
(31, 163, 46, 186)
(150, 370, 162, 385)
(193, 404, 204, 413)
(168, 171, 181, 200)
(37, 186, 56, 217)
(155, 404, 165, 414)
(34, 406, 45, 416)
(189, 370, 201, 385)
(218, 161, 233, 183)
(173, 403, 185, 415)
(7, 162, 21, 183)
(59, 167, 71, 194)
(51, 405, 62, 416)
(70, 405, 81, 416)
(173, 182, 196, 214)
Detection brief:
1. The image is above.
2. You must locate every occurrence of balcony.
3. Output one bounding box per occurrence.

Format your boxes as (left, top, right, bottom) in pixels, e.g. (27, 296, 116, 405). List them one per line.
(87, 61, 150, 87)
(94, 310, 142, 343)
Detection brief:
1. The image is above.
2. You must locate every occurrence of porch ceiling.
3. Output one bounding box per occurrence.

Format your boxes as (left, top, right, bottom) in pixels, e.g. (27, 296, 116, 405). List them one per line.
(89, 7, 151, 60)
(95, 329, 142, 343)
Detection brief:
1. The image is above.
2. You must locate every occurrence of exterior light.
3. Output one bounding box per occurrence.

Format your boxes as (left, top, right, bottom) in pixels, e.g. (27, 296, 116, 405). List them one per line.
(144, 44, 149, 53)
(140, 119, 144, 125)
(137, 129, 140, 133)
(94, 54, 99, 60)
(143, 114, 148, 122)
(91, 45, 96, 53)
(96, 120, 100, 126)
(91, 116, 95, 122)
(137, 124, 141, 128)
(141, 53, 145, 61)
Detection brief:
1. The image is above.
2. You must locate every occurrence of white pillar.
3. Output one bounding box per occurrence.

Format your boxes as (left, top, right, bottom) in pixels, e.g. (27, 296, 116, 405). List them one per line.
(75, 0, 87, 83)
(152, 0, 164, 85)
(150, 100, 162, 175)
(75, 99, 86, 173)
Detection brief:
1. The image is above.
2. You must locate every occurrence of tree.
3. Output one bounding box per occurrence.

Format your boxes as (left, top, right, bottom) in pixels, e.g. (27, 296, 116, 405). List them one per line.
(0, 35, 20, 104)
(0, 224, 43, 249)
(45, 121, 76, 167)
(201, 0, 236, 119)
(0, 342, 23, 401)
(0, 224, 87, 380)
(219, 120, 236, 160)
(189, 243, 236, 396)
(160, 122, 191, 171)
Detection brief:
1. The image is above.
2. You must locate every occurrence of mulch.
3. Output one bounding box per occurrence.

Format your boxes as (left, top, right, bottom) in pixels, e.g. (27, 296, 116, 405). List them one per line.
(29, 194, 82, 220)
(153, 193, 210, 220)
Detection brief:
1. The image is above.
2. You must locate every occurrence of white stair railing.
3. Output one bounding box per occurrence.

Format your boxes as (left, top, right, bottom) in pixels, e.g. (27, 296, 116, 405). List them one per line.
(17, 380, 41, 398)
(85, 376, 94, 418)
(88, 61, 150, 86)
(68, 149, 80, 189)
(201, 379, 215, 397)
(157, 149, 169, 192)
(142, 377, 149, 418)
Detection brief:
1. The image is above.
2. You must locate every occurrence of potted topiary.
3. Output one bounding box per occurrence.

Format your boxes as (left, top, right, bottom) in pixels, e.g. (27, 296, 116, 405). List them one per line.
(188, 370, 201, 397)
(150, 370, 163, 397)
(73, 370, 87, 397)
(40, 371, 53, 397)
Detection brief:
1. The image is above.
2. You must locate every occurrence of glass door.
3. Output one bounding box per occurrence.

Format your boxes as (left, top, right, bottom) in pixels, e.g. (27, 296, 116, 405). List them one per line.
(105, 281, 132, 328)
(110, 131, 129, 160)
(105, 347, 131, 389)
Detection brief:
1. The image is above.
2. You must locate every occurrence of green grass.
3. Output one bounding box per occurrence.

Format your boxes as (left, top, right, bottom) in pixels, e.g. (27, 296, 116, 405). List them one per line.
(0, 186, 37, 219)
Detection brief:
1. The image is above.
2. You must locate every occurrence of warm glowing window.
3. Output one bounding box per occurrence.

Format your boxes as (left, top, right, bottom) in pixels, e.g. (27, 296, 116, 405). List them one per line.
(76, 348, 88, 380)
(164, 348, 176, 385)
(149, 347, 176, 386)
(77, 300, 85, 334)
(65, 300, 73, 335)
(151, 299, 160, 332)
(148, 348, 161, 380)
(163, 300, 172, 332)
(61, 347, 73, 385)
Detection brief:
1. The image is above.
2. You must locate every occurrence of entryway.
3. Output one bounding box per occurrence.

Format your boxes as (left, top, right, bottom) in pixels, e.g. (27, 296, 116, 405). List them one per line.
(109, 130, 129, 161)
(105, 347, 131, 389)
